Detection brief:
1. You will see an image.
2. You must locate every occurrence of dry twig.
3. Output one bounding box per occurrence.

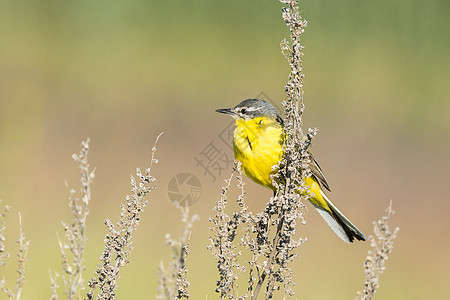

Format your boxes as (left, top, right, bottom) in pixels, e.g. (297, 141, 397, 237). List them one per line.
(86, 133, 162, 300)
(0, 204, 31, 300)
(355, 201, 399, 300)
(50, 138, 95, 299)
(157, 206, 198, 299)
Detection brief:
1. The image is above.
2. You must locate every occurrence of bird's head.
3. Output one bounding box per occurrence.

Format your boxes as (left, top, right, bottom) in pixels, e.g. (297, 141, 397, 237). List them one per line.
(216, 98, 281, 121)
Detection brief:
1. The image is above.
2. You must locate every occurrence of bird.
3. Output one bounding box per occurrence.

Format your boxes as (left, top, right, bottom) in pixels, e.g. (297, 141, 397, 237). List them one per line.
(216, 98, 365, 243)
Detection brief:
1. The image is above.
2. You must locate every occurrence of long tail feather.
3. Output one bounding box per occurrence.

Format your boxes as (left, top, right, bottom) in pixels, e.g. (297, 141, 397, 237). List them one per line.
(312, 191, 366, 244)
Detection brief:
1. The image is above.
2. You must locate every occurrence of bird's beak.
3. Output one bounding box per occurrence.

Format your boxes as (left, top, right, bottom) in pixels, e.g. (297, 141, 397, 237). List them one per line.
(215, 108, 234, 115)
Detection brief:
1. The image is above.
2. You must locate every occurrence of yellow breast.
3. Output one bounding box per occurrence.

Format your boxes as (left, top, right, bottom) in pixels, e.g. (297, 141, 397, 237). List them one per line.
(233, 117, 284, 190)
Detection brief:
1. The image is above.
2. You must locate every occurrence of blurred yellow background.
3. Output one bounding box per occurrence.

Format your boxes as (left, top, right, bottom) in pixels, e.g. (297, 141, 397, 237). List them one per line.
(1, 0, 449, 299)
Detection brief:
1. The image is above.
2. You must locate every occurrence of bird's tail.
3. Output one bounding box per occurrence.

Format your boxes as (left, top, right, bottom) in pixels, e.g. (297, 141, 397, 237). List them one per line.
(311, 191, 366, 244)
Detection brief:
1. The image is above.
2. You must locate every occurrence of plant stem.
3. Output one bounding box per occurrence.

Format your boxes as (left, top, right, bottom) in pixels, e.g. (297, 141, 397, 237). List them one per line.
(251, 215, 285, 300)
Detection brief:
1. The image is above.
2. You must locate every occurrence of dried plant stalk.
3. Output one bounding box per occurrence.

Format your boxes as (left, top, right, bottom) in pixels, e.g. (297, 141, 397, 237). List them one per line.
(208, 162, 247, 299)
(49, 271, 60, 300)
(355, 201, 399, 300)
(0, 204, 31, 300)
(0, 203, 11, 268)
(86, 133, 162, 300)
(50, 138, 95, 300)
(250, 0, 313, 298)
(157, 206, 198, 300)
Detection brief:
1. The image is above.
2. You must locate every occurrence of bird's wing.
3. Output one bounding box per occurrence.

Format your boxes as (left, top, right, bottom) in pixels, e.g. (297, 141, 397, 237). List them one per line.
(309, 153, 331, 191)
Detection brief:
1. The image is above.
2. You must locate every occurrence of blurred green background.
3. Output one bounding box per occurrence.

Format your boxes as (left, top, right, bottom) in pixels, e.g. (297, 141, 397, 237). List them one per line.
(1, 0, 449, 299)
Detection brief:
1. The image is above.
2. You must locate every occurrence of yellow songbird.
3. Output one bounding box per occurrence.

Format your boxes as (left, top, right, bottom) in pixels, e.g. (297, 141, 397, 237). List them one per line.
(216, 98, 365, 243)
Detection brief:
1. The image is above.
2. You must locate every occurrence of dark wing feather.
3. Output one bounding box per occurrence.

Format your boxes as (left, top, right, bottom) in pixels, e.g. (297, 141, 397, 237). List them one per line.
(309, 153, 331, 191)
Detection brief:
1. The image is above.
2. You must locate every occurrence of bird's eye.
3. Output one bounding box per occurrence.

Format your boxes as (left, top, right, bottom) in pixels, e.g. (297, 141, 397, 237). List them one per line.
(240, 108, 247, 114)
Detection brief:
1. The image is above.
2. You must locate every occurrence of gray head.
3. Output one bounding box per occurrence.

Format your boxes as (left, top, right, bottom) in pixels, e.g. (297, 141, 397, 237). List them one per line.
(216, 99, 281, 121)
